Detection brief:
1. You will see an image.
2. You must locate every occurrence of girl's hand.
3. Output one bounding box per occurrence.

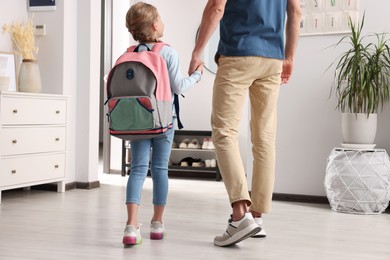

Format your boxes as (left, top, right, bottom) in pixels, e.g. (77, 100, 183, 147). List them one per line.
(196, 63, 204, 75)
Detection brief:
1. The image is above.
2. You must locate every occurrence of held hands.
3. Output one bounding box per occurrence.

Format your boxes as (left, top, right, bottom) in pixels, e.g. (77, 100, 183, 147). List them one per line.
(281, 59, 294, 85)
(196, 63, 204, 75)
(194, 62, 204, 83)
(188, 54, 204, 83)
(189, 55, 204, 76)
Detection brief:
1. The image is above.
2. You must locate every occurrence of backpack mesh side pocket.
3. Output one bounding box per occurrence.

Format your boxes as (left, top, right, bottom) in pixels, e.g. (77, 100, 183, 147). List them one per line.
(108, 97, 155, 131)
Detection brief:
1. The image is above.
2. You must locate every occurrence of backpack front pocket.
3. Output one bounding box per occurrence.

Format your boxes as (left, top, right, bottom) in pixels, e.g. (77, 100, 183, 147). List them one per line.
(108, 97, 155, 131)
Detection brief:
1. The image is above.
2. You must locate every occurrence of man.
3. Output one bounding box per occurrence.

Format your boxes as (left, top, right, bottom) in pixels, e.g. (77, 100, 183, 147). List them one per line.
(189, 0, 301, 247)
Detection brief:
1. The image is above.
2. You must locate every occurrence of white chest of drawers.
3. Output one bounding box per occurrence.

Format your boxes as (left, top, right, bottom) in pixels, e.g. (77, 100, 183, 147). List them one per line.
(0, 91, 68, 204)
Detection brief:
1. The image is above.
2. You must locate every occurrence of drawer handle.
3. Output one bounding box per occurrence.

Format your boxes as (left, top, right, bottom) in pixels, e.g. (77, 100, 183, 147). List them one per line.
(55, 138, 60, 142)
(56, 110, 60, 114)
(54, 164, 59, 169)
(13, 109, 18, 114)
(12, 140, 17, 144)
(11, 170, 16, 175)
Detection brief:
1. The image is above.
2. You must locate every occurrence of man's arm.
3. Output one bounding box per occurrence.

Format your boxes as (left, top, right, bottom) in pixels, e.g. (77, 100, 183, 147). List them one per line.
(188, 0, 227, 75)
(281, 0, 301, 84)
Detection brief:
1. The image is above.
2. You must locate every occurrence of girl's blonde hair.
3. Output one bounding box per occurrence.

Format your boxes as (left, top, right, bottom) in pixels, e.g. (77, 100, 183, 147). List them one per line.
(126, 2, 159, 43)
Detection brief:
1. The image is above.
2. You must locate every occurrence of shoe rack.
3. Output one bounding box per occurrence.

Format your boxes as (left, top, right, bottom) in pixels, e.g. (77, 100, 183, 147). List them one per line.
(122, 140, 131, 176)
(170, 130, 221, 181)
(121, 130, 221, 181)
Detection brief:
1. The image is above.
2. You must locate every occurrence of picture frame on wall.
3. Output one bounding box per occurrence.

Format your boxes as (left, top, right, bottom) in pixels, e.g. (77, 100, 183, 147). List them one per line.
(28, 0, 56, 11)
(300, 0, 360, 36)
(0, 52, 17, 92)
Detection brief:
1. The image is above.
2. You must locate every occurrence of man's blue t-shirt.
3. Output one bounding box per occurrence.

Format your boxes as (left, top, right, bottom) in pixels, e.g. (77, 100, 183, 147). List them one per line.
(217, 0, 287, 60)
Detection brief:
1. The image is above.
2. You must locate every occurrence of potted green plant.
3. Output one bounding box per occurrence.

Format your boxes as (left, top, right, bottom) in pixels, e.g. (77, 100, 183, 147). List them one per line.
(329, 14, 390, 147)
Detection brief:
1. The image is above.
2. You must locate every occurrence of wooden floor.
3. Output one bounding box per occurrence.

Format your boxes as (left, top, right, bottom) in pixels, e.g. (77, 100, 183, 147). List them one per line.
(0, 171, 389, 260)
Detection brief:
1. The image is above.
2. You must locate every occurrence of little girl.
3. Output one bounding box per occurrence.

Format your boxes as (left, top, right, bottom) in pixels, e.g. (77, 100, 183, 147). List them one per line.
(122, 2, 203, 245)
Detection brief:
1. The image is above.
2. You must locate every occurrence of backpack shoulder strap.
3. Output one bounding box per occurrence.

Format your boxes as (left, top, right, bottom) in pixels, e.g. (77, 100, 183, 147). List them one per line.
(126, 42, 169, 53)
(127, 45, 137, 52)
(150, 42, 184, 129)
(151, 42, 169, 53)
(174, 94, 184, 129)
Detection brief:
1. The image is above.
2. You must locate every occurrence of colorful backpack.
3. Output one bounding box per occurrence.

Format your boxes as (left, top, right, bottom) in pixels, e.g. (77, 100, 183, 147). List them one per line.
(106, 42, 175, 141)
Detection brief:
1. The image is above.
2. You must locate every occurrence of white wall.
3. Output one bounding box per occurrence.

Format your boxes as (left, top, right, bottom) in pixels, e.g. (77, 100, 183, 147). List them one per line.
(0, 1, 28, 50)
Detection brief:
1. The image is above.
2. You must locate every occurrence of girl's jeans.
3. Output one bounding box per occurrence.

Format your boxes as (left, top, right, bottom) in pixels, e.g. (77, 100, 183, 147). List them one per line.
(126, 127, 174, 206)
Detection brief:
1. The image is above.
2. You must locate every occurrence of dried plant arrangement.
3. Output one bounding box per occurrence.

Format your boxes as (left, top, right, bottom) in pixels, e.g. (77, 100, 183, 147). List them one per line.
(2, 18, 38, 61)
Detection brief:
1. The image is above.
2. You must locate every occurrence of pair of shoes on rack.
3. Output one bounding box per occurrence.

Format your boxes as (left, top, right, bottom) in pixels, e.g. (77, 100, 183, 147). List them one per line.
(123, 221, 165, 245)
(179, 157, 202, 167)
(205, 159, 217, 168)
(202, 138, 215, 150)
(180, 138, 201, 149)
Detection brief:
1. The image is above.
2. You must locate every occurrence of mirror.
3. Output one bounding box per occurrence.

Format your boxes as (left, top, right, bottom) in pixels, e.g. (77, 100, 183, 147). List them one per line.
(196, 25, 220, 74)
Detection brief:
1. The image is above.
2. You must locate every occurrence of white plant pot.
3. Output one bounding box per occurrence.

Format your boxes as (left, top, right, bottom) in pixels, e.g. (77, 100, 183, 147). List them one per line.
(341, 113, 377, 144)
(18, 59, 42, 93)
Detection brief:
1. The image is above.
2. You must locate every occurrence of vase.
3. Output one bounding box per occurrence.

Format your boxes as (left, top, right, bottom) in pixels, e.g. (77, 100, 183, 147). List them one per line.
(341, 112, 377, 145)
(18, 59, 42, 93)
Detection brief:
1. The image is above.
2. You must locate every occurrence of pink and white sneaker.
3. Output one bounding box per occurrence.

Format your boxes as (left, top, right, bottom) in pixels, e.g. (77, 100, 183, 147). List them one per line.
(122, 225, 142, 245)
(150, 221, 165, 240)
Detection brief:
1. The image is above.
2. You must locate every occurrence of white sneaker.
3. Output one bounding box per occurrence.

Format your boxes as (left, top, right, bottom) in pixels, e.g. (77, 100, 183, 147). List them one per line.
(202, 138, 210, 149)
(188, 139, 201, 149)
(123, 225, 142, 245)
(205, 159, 212, 167)
(251, 217, 267, 238)
(179, 139, 190, 149)
(150, 221, 165, 240)
(207, 139, 215, 150)
(214, 213, 260, 247)
(192, 161, 205, 167)
(210, 159, 217, 168)
(180, 161, 189, 167)
(202, 138, 215, 150)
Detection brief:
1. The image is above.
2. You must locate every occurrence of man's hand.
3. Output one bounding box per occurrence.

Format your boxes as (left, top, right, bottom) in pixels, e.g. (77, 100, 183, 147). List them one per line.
(188, 55, 203, 75)
(281, 59, 294, 84)
(196, 63, 204, 75)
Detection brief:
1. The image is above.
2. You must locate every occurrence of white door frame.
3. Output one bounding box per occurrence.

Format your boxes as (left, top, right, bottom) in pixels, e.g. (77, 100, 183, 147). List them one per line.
(102, 0, 112, 174)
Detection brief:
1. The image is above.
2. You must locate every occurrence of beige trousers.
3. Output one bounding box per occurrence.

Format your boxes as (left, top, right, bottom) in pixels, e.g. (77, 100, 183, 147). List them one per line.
(211, 56, 282, 214)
